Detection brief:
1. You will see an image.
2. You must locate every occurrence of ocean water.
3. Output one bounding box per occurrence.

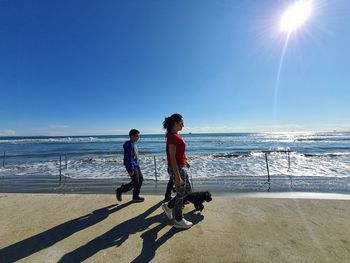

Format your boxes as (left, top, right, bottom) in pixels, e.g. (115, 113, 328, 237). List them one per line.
(0, 132, 350, 180)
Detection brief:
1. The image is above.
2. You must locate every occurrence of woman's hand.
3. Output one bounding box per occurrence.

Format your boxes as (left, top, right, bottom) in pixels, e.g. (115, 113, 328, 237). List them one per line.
(175, 176, 183, 187)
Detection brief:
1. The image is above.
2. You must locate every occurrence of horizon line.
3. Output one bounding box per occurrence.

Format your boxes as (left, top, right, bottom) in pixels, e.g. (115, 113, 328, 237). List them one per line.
(1, 130, 349, 138)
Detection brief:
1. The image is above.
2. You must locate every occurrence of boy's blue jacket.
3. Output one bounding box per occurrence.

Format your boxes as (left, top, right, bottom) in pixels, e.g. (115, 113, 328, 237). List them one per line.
(123, 140, 139, 172)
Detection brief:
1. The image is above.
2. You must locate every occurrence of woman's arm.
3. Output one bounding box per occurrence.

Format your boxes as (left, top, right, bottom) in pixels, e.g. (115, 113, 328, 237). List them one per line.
(169, 144, 183, 187)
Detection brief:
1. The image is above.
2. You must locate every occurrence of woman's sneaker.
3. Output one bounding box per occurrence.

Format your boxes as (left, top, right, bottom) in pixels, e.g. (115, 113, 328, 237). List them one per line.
(161, 202, 173, 220)
(174, 218, 193, 229)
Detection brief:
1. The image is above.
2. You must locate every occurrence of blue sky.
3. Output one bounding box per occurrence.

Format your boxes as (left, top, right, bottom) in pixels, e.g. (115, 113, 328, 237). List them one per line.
(1, 0, 349, 136)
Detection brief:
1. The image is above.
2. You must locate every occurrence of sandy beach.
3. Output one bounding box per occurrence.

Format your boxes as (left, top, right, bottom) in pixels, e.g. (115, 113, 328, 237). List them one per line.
(0, 193, 349, 263)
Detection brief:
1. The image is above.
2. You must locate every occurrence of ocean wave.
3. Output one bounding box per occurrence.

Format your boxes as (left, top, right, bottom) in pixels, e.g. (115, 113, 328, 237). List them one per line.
(296, 137, 350, 142)
(2, 150, 124, 159)
(213, 153, 251, 158)
(5, 148, 350, 161)
(2, 151, 350, 180)
(0, 136, 128, 144)
(303, 152, 350, 157)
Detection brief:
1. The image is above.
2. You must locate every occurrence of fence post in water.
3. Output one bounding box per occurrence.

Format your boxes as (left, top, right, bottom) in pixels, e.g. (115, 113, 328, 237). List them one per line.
(65, 152, 68, 171)
(154, 156, 157, 183)
(265, 152, 270, 182)
(59, 154, 62, 186)
(2, 152, 5, 167)
(287, 151, 291, 170)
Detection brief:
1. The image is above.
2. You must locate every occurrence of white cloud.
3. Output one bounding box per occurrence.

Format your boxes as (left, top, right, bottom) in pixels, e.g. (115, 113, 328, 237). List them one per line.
(48, 125, 69, 129)
(0, 129, 16, 136)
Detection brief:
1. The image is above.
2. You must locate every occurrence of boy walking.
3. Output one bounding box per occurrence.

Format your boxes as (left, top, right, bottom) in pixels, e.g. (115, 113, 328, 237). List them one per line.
(115, 129, 144, 202)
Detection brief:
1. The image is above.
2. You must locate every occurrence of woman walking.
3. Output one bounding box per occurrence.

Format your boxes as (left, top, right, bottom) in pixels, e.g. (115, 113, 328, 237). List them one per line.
(161, 113, 192, 229)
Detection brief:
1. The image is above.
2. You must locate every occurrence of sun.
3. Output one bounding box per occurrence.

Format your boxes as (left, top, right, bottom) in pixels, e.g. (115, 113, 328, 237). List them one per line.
(280, 0, 313, 33)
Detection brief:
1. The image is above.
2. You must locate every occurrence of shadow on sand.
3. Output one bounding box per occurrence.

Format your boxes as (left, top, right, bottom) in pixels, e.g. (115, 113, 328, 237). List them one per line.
(0, 201, 133, 263)
(131, 210, 204, 263)
(59, 202, 204, 262)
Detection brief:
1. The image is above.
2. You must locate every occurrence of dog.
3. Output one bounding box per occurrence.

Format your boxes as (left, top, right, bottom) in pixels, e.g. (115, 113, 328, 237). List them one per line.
(183, 191, 212, 212)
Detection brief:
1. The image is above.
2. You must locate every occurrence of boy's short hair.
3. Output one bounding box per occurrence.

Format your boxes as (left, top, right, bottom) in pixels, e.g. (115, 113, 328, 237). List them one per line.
(129, 129, 140, 137)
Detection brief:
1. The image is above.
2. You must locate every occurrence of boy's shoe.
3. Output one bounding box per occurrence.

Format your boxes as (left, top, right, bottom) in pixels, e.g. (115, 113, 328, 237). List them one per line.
(174, 218, 193, 229)
(115, 188, 122, 202)
(132, 196, 145, 202)
(161, 202, 173, 220)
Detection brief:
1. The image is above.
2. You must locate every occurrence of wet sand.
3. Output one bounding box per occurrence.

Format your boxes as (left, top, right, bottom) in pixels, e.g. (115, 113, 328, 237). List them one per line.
(0, 193, 349, 262)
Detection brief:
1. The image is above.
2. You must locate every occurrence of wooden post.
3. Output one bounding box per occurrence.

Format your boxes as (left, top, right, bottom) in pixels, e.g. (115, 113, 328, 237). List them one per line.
(154, 156, 157, 183)
(59, 155, 62, 185)
(265, 152, 270, 182)
(2, 152, 5, 167)
(65, 152, 68, 170)
(287, 151, 291, 170)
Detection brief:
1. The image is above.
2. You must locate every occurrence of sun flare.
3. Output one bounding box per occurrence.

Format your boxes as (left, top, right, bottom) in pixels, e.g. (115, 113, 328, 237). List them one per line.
(280, 0, 313, 33)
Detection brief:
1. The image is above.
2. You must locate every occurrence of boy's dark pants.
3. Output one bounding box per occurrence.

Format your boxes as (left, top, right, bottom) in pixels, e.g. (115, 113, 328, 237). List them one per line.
(119, 166, 143, 197)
